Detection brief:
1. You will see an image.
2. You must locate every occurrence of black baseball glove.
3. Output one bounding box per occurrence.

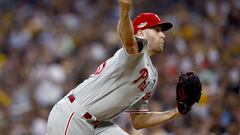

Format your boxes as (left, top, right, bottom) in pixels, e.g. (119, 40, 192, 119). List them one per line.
(176, 72, 202, 115)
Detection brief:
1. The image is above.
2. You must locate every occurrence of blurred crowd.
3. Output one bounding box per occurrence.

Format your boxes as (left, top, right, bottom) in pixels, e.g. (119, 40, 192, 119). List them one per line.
(0, 0, 239, 135)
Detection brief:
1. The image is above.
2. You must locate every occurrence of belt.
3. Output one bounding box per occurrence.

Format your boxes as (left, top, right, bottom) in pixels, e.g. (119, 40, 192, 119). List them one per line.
(68, 94, 101, 128)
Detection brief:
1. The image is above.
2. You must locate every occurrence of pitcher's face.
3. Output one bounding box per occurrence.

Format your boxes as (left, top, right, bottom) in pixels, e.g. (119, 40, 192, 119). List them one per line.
(143, 26, 166, 54)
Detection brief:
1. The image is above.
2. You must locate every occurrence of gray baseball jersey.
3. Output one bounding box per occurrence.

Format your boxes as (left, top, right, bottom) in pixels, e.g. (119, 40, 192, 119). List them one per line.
(71, 41, 158, 121)
(46, 40, 159, 135)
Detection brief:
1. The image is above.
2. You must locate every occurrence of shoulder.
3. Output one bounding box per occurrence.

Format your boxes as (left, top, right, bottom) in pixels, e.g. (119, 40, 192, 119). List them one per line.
(122, 36, 148, 56)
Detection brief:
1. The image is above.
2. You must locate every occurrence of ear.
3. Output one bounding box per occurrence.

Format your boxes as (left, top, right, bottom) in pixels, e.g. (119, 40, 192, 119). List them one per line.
(136, 29, 145, 37)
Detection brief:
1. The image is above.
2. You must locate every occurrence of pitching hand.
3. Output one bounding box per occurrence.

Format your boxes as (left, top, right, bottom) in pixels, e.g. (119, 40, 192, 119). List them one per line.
(119, 0, 132, 4)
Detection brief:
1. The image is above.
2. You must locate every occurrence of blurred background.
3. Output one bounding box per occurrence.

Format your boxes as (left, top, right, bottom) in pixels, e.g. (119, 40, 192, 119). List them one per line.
(0, 0, 239, 135)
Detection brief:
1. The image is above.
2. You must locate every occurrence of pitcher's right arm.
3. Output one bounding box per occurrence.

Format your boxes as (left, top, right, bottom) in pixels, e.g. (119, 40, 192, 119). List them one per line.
(118, 0, 138, 54)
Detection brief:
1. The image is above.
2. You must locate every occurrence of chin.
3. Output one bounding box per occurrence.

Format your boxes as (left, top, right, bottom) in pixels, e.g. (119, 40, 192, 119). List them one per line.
(159, 46, 164, 52)
(159, 49, 163, 53)
(154, 48, 163, 54)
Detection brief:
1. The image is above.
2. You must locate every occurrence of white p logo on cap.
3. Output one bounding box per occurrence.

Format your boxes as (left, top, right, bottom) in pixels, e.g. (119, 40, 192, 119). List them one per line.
(137, 22, 148, 28)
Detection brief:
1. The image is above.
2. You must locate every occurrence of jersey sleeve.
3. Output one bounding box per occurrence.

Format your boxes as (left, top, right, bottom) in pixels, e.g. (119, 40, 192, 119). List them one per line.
(124, 99, 149, 113)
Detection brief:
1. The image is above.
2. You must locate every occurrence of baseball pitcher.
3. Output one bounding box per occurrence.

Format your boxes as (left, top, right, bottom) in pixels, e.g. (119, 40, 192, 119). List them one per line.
(46, 0, 202, 135)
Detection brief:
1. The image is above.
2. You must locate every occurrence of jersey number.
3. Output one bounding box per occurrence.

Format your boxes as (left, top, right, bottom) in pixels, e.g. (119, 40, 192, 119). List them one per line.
(94, 61, 107, 75)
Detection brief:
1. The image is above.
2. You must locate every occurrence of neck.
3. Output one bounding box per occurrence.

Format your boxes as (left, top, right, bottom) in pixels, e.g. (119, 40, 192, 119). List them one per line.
(147, 50, 154, 56)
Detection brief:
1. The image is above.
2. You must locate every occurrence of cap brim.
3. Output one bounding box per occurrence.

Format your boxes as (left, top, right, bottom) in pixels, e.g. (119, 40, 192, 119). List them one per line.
(156, 22, 173, 31)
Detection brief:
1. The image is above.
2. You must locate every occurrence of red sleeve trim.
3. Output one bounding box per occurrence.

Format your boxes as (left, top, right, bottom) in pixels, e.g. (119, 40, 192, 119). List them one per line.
(125, 110, 149, 113)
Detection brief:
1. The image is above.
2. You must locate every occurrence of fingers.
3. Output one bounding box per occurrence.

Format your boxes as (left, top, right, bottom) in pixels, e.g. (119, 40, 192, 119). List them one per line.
(119, 0, 132, 12)
(119, 0, 132, 4)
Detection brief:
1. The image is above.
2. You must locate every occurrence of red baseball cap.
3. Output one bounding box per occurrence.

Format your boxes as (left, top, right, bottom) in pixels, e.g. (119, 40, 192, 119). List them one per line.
(133, 12, 173, 34)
